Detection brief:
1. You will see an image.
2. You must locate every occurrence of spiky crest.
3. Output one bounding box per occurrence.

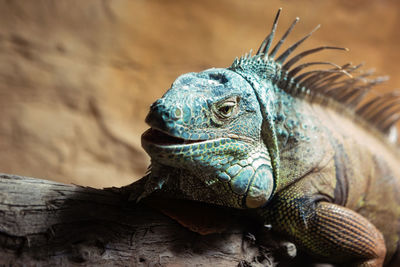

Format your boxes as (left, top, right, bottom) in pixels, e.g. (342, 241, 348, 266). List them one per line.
(230, 9, 399, 138)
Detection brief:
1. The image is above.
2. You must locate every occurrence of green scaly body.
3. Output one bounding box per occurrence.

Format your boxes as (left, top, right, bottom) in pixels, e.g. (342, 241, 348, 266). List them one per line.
(139, 10, 400, 266)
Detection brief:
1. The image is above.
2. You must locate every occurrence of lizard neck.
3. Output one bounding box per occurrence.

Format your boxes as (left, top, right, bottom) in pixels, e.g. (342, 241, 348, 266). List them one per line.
(271, 87, 335, 193)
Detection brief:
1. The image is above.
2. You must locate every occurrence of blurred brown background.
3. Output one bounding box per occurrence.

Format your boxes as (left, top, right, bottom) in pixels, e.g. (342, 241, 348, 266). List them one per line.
(0, 0, 399, 188)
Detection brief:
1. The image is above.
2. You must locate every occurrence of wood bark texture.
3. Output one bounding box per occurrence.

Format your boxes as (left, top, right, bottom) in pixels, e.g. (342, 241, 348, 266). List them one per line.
(0, 173, 328, 266)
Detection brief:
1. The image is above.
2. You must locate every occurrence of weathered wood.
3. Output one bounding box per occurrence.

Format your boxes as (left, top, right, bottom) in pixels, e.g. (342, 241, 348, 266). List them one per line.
(0, 173, 329, 266)
(0, 174, 270, 266)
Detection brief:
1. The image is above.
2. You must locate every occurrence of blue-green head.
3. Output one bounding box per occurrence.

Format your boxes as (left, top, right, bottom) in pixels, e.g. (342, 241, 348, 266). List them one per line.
(142, 67, 277, 209)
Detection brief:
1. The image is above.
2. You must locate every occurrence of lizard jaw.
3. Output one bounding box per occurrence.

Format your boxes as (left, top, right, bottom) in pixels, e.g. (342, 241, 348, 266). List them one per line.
(142, 128, 274, 209)
(141, 127, 235, 160)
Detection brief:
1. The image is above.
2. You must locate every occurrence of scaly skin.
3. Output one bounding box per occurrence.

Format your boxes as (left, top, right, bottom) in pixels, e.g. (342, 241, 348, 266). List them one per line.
(139, 11, 400, 267)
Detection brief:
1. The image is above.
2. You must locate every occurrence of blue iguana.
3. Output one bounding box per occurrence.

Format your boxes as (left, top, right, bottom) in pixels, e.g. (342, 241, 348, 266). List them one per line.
(138, 9, 400, 266)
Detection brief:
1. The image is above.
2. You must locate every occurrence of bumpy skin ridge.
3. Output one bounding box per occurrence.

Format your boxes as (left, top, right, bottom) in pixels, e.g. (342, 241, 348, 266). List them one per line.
(139, 13, 400, 267)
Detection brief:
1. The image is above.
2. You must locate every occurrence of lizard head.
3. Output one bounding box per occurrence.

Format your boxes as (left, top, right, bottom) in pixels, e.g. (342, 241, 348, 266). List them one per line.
(142, 68, 276, 209)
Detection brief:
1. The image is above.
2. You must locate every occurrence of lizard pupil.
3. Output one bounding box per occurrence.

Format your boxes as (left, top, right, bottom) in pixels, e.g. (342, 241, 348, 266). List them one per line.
(220, 105, 233, 116)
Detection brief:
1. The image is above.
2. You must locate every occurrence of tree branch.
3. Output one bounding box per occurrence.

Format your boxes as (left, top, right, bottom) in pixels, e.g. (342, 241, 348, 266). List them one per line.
(0, 173, 317, 266)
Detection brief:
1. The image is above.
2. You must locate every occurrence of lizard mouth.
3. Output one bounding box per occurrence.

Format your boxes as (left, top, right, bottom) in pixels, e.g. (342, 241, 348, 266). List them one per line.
(141, 128, 206, 146)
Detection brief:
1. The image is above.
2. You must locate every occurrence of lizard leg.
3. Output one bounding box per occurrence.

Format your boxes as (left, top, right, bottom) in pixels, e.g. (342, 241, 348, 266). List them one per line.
(271, 201, 386, 267)
(304, 202, 386, 266)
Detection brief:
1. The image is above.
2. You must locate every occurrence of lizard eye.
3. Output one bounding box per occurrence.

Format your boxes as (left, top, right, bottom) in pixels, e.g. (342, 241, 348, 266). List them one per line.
(214, 97, 239, 119)
(218, 103, 235, 117)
